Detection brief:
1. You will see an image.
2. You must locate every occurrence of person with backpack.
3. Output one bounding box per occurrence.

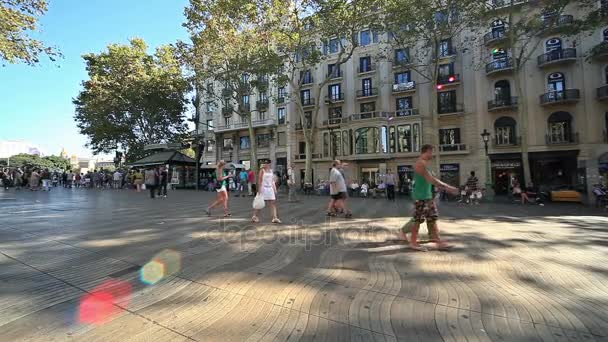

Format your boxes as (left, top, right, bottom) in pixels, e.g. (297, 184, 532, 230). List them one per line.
(144, 167, 159, 199)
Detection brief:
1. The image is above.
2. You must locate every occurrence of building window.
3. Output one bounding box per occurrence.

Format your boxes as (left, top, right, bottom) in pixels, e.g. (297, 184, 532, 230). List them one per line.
(396, 97, 413, 115)
(438, 38, 453, 57)
(328, 63, 341, 78)
(207, 119, 214, 131)
(300, 89, 311, 104)
(604, 28, 608, 42)
(277, 132, 286, 146)
(494, 80, 512, 101)
(258, 111, 266, 121)
(547, 72, 565, 92)
(304, 111, 312, 128)
(361, 78, 372, 96)
(331, 131, 342, 157)
(360, 102, 375, 113)
(413, 123, 420, 152)
(278, 108, 286, 124)
(299, 141, 305, 154)
(355, 127, 380, 154)
(242, 94, 250, 106)
(301, 70, 313, 84)
(342, 130, 350, 156)
(395, 48, 410, 64)
(491, 19, 505, 38)
(240, 136, 251, 150)
(545, 37, 563, 52)
(547, 111, 573, 143)
(327, 38, 340, 54)
(438, 90, 457, 114)
(359, 56, 372, 72)
(494, 116, 517, 145)
(439, 128, 461, 146)
(206, 82, 214, 94)
(224, 117, 230, 126)
(389, 126, 396, 153)
(323, 132, 329, 157)
(438, 62, 455, 79)
(206, 101, 215, 112)
(278, 86, 286, 98)
(206, 140, 213, 152)
(360, 30, 371, 46)
(328, 84, 341, 101)
(329, 106, 342, 119)
(223, 138, 233, 148)
(395, 71, 411, 84)
(397, 125, 412, 153)
(257, 134, 272, 148)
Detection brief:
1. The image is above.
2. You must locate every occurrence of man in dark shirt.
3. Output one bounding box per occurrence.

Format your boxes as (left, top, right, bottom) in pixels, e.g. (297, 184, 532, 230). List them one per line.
(465, 171, 479, 204)
(157, 166, 169, 198)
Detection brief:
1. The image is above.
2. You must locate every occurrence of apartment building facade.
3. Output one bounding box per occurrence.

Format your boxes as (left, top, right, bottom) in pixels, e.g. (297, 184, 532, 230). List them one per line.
(199, 1, 608, 198)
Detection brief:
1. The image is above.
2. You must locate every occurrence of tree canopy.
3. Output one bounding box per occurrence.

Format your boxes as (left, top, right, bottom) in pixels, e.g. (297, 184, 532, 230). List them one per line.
(0, 0, 61, 66)
(73, 38, 191, 162)
(8, 153, 71, 170)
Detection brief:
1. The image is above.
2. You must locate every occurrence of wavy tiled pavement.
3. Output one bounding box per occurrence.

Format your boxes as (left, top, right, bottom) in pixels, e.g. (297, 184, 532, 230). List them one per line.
(0, 189, 607, 341)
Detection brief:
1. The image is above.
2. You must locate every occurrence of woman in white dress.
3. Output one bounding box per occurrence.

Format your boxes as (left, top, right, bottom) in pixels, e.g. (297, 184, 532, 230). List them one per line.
(252, 160, 281, 223)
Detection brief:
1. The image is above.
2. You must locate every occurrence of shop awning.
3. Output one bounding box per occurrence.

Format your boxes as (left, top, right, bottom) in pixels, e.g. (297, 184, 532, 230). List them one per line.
(128, 151, 196, 167)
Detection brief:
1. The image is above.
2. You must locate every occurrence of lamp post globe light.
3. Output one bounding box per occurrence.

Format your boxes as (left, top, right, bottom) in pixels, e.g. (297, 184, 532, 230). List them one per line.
(481, 129, 494, 200)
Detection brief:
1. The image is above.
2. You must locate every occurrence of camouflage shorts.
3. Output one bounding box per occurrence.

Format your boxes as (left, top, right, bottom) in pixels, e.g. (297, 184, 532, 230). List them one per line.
(412, 200, 438, 224)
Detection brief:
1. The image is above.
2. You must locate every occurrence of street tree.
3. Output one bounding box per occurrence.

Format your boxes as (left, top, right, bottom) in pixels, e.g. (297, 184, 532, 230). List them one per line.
(73, 38, 191, 162)
(0, 0, 60, 66)
(8, 153, 70, 170)
(383, 0, 486, 173)
(182, 0, 282, 173)
(271, 0, 382, 184)
(478, 0, 603, 185)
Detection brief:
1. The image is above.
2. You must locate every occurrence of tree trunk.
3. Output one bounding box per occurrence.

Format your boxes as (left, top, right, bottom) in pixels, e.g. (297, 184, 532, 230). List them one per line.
(304, 133, 313, 185)
(514, 70, 531, 185)
(248, 116, 257, 173)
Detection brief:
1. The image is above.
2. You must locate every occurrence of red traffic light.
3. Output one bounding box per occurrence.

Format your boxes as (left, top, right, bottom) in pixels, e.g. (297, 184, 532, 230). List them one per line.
(448, 76, 456, 83)
(436, 84, 444, 90)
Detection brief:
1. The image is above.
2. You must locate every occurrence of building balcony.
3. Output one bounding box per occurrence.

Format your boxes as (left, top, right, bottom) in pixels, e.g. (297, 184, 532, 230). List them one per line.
(392, 59, 412, 69)
(325, 93, 345, 104)
(545, 132, 579, 145)
(540, 15, 574, 35)
(394, 109, 420, 118)
(492, 136, 521, 148)
(221, 106, 234, 117)
(256, 99, 269, 111)
(295, 122, 312, 131)
(214, 119, 277, 133)
(437, 74, 461, 87)
(438, 103, 464, 116)
(349, 111, 390, 121)
(437, 47, 457, 59)
(392, 81, 416, 94)
(488, 97, 518, 111)
(221, 88, 232, 98)
(597, 85, 608, 101)
(483, 29, 507, 46)
(357, 63, 376, 75)
(322, 117, 344, 127)
(486, 58, 514, 75)
(490, 0, 528, 11)
(539, 89, 580, 106)
(590, 42, 608, 61)
(301, 98, 315, 108)
(356, 88, 378, 99)
(537, 48, 577, 68)
(438, 143, 467, 153)
(294, 153, 323, 161)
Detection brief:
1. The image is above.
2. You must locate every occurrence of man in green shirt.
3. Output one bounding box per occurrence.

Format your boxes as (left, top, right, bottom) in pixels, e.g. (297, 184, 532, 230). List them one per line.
(403, 144, 458, 251)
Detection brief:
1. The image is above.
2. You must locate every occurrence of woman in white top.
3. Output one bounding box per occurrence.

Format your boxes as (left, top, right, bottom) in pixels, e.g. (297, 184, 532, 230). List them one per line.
(205, 160, 233, 217)
(252, 160, 281, 223)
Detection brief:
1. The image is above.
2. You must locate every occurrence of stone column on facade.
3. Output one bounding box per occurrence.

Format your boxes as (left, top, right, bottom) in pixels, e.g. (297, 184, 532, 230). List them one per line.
(270, 128, 277, 170)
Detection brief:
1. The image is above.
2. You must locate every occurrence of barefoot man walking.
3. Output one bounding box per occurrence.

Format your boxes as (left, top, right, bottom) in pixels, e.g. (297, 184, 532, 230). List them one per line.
(404, 144, 458, 251)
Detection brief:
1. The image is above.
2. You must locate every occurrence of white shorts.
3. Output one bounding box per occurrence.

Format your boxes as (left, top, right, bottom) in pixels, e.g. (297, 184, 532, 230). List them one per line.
(261, 186, 276, 201)
(216, 186, 227, 193)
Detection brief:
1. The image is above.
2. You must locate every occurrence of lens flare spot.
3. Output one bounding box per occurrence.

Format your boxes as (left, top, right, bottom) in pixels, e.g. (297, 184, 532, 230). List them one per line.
(78, 279, 131, 325)
(140, 249, 181, 285)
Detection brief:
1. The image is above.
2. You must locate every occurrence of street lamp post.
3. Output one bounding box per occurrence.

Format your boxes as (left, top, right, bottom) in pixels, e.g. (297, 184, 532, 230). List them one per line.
(481, 129, 494, 200)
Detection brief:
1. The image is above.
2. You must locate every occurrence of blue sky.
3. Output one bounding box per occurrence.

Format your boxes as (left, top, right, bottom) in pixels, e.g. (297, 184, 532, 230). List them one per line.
(0, 0, 190, 158)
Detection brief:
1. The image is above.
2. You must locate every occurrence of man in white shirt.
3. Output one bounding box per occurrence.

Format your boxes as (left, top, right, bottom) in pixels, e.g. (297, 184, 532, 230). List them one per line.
(327, 160, 352, 218)
(113, 170, 122, 189)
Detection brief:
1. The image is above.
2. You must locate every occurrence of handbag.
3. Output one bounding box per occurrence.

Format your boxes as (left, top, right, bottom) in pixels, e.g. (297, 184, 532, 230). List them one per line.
(253, 194, 265, 210)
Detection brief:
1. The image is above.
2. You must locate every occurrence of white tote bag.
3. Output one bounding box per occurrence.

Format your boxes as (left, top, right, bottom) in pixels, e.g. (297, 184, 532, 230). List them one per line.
(253, 194, 265, 210)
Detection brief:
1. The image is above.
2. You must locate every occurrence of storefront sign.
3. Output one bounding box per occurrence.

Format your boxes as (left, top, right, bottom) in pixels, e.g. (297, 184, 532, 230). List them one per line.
(398, 165, 413, 173)
(440, 164, 459, 172)
(491, 160, 521, 170)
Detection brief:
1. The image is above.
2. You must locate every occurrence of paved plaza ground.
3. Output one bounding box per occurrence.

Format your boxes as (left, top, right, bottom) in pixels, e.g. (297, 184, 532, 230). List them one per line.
(0, 188, 607, 342)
